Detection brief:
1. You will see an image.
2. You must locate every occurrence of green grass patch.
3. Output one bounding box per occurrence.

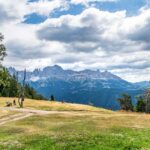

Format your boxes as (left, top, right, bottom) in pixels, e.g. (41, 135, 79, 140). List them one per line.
(0, 112, 150, 150)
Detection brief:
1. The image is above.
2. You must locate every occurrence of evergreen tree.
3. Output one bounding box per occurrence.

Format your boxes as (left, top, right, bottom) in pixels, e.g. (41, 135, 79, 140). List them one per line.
(0, 69, 46, 100)
(136, 96, 146, 112)
(0, 34, 8, 96)
(0, 68, 11, 96)
(50, 95, 55, 101)
(24, 84, 46, 100)
(0, 33, 6, 63)
(117, 93, 133, 111)
(8, 73, 19, 97)
(144, 89, 150, 113)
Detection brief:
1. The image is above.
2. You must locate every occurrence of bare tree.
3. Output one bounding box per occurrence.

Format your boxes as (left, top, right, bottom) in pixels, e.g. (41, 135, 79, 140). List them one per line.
(18, 69, 26, 108)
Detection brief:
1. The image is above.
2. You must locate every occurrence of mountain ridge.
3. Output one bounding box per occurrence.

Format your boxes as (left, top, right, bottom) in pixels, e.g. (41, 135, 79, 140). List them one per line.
(8, 65, 147, 110)
(8, 65, 129, 81)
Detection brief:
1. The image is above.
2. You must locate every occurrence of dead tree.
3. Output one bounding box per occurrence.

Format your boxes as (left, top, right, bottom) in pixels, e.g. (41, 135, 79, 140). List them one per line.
(18, 69, 26, 108)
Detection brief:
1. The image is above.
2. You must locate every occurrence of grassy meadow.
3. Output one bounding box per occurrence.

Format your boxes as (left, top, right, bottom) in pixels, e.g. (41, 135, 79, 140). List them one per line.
(0, 97, 107, 112)
(0, 97, 150, 150)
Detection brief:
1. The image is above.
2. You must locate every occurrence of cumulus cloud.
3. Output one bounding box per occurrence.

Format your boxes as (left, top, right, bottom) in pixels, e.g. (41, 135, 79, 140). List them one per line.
(37, 8, 128, 52)
(0, 0, 29, 24)
(0, 0, 70, 25)
(36, 7, 150, 82)
(71, 0, 118, 6)
(37, 7, 150, 54)
(1, 0, 150, 82)
(127, 9, 150, 50)
(29, 0, 69, 16)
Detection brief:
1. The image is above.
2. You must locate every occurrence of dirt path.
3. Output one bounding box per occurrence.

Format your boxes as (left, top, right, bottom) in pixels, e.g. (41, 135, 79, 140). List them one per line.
(0, 107, 55, 125)
(1, 107, 147, 126)
(0, 113, 33, 125)
(0, 107, 53, 115)
(0, 107, 81, 125)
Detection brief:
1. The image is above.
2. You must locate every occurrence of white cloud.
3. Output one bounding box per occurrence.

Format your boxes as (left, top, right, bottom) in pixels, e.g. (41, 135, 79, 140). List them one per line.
(36, 7, 150, 81)
(29, 0, 69, 16)
(1, 1, 150, 82)
(71, 0, 118, 6)
(0, 0, 29, 24)
(37, 8, 127, 52)
(0, 0, 70, 25)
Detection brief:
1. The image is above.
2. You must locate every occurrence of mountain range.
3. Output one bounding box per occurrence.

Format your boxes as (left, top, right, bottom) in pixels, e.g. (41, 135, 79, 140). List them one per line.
(8, 65, 150, 110)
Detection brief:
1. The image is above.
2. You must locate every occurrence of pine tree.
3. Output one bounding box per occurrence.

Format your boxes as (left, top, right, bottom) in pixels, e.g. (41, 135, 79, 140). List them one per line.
(144, 89, 150, 113)
(0, 68, 11, 96)
(0, 33, 6, 63)
(50, 95, 55, 101)
(136, 96, 146, 112)
(117, 93, 133, 111)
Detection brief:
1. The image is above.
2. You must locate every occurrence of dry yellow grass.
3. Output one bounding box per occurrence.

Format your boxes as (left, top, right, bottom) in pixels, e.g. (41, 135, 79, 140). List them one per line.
(0, 97, 113, 113)
(0, 110, 18, 119)
(1, 97, 150, 129)
(1, 97, 150, 149)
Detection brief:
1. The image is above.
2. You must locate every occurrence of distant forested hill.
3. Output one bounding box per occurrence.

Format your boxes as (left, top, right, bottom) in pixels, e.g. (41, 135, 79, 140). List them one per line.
(0, 67, 46, 100)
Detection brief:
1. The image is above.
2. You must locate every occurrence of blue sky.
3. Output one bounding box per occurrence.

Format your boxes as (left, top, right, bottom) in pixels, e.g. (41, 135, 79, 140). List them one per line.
(24, 0, 147, 24)
(0, 0, 150, 82)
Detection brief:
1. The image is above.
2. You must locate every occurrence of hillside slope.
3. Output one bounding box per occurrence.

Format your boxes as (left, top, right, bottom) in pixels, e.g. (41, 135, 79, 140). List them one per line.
(0, 97, 109, 112)
(0, 97, 150, 150)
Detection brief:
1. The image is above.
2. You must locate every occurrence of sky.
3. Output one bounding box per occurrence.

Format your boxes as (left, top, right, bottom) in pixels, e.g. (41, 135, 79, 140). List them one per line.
(0, 0, 150, 82)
